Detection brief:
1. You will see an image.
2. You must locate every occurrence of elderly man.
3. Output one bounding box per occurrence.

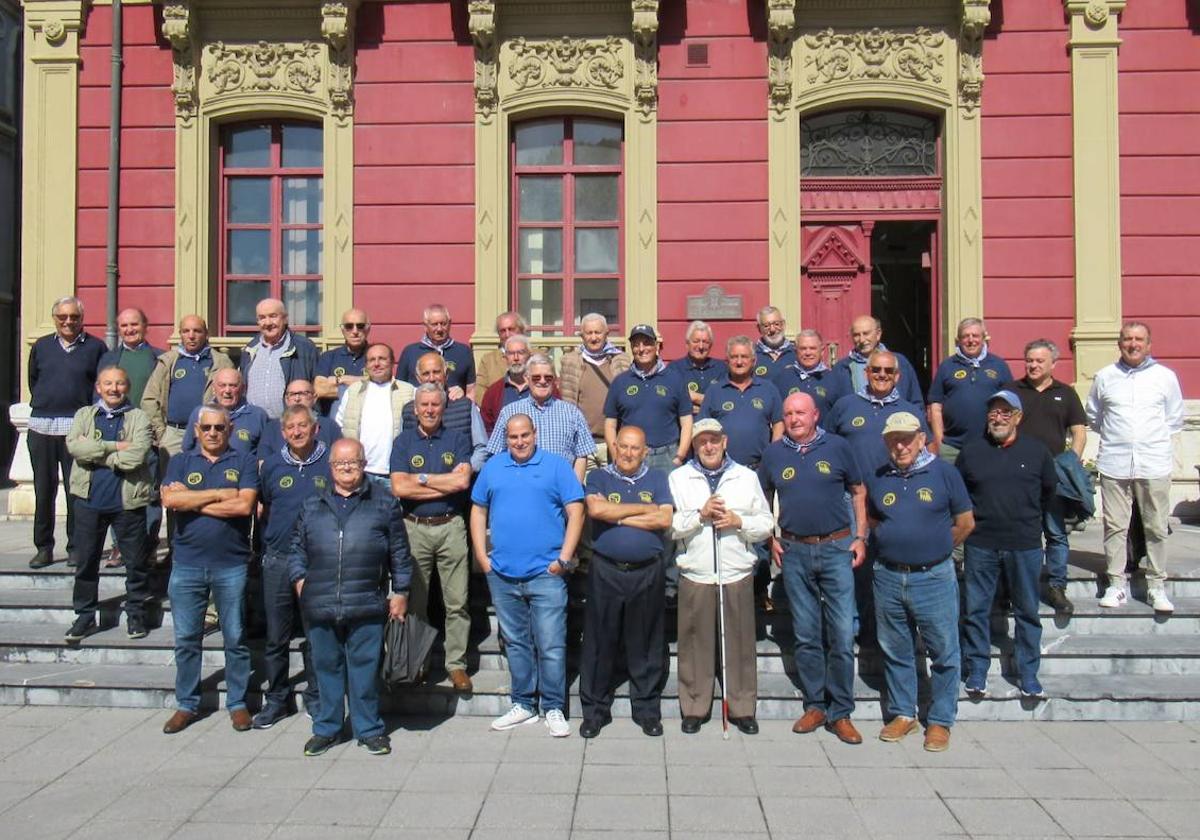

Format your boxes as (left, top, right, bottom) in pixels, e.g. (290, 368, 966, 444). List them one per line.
(1006, 339, 1088, 614)
(832, 315, 923, 405)
(670, 418, 774, 735)
(160, 405, 259, 734)
(480, 334, 532, 433)
(752, 306, 796, 383)
(867, 412, 973, 752)
(64, 366, 155, 641)
(471, 414, 584, 737)
(258, 380, 342, 459)
(759, 392, 867, 744)
(475, 311, 528, 404)
(27, 296, 108, 568)
(488, 354, 595, 481)
(560, 312, 631, 468)
(605, 325, 693, 473)
(772, 329, 843, 421)
(314, 308, 371, 416)
(668, 321, 728, 414)
(98, 308, 163, 407)
(254, 404, 332, 729)
(403, 352, 488, 472)
(956, 391, 1057, 700)
(240, 298, 319, 420)
(334, 344, 416, 489)
(391, 384, 475, 694)
(827, 349, 928, 474)
(1088, 321, 1185, 612)
(928, 318, 1010, 461)
(579, 426, 674, 738)
(181, 368, 268, 455)
(698, 335, 783, 469)
(397, 304, 476, 400)
(290, 438, 412, 757)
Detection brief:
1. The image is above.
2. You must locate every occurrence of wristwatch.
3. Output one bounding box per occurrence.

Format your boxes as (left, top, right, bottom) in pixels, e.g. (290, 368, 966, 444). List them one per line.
(417, 473, 429, 485)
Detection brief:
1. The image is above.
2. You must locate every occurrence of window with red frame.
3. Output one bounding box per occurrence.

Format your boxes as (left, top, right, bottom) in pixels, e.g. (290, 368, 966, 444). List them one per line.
(511, 117, 623, 336)
(219, 121, 323, 333)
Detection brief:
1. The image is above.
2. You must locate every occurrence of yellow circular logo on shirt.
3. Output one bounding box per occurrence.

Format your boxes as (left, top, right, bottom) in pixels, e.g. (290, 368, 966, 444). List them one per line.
(608, 492, 622, 503)
(237, 429, 250, 442)
(755, 365, 768, 377)
(816, 461, 831, 474)
(851, 416, 866, 428)
(313, 476, 327, 489)
(638, 491, 653, 503)
(173, 368, 187, 380)
(781, 467, 796, 481)
(688, 381, 699, 393)
(816, 386, 827, 397)
(411, 455, 426, 468)
(954, 369, 968, 380)
(279, 475, 294, 489)
(986, 369, 998, 379)
(93, 429, 103, 440)
(626, 385, 639, 396)
(333, 366, 347, 377)
(752, 398, 764, 410)
(918, 487, 934, 503)
(446, 361, 457, 372)
(224, 469, 240, 482)
(882, 492, 897, 507)
(722, 401, 735, 412)
(442, 452, 455, 466)
(788, 387, 800, 395)
(186, 472, 203, 486)
(655, 385, 667, 397)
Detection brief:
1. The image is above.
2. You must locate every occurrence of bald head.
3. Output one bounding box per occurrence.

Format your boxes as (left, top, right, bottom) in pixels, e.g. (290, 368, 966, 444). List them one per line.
(178, 315, 209, 354)
(340, 308, 370, 350)
(782, 391, 819, 442)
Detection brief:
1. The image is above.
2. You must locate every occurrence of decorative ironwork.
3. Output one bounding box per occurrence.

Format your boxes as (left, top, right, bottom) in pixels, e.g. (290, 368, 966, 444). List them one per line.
(507, 37, 625, 91)
(801, 111, 938, 177)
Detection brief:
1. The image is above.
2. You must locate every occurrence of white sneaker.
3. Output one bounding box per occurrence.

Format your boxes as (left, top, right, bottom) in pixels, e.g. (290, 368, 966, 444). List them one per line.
(1098, 586, 1128, 609)
(544, 709, 570, 738)
(491, 704, 537, 731)
(1148, 589, 1175, 613)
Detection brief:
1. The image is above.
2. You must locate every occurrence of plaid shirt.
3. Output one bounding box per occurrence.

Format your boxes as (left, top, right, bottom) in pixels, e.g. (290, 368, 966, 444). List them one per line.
(486, 395, 596, 462)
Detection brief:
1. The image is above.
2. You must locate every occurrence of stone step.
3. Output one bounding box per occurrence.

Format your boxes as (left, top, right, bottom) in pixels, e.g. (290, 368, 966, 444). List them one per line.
(0, 589, 175, 628)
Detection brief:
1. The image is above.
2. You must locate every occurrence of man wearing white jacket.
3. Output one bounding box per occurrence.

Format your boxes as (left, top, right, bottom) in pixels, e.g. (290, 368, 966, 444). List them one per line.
(669, 418, 774, 735)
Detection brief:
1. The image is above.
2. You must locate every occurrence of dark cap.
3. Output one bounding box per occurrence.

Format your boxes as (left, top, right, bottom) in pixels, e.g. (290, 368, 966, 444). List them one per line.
(629, 324, 658, 342)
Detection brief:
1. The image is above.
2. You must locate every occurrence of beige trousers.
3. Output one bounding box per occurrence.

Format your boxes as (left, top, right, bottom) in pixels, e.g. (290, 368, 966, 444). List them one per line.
(1101, 474, 1171, 588)
(676, 574, 757, 719)
(405, 517, 471, 671)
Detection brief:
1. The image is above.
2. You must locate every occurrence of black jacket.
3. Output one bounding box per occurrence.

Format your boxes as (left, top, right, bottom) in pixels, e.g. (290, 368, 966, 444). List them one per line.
(288, 481, 413, 624)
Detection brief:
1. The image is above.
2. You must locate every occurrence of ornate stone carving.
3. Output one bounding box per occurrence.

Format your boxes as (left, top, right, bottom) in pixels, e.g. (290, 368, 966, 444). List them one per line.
(803, 27, 945, 85)
(321, 2, 357, 121)
(206, 41, 323, 95)
(162, 2, 198, 123)
(766, 0, 796, 118)
(631, 0, 659, 119)
(1084, 0, 1109, 26)
(507, 37, 625, 91)
(469, 1, 498, 119)
(41, 17, 66, 45)
(958, 0, 990, 118)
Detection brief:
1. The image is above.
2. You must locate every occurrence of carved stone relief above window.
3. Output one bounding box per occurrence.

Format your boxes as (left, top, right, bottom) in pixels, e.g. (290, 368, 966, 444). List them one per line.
(803, 27, 947, 86)
(631, 0, 660, 120)
(957, 0, 990, 118)
(469, 0, 498, 120)
(506, 36, 625, 91)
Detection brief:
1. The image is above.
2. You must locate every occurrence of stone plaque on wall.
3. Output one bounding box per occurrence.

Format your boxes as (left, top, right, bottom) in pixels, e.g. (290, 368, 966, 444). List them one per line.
(687, 285, 743, 320)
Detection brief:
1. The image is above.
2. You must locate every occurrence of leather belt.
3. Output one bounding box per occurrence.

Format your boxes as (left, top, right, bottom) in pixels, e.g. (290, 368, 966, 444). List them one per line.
(879, 559, 943, 573)
(166, 421, 188, 429)
(404, 513, 460, 526)
(780, 527, 851, 545)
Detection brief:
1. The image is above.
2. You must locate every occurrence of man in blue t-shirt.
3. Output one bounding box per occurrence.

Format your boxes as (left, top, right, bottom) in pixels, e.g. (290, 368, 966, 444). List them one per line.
(927, 318, 1010, 462)
(470, 414, 584, 737)
(772, 329, 843, 422)
(604, 324, 693, 473)
(160, 404, 260, 736)
(579, 425, 674, 738)
(667, 320, 727, 415)
(396, 304, 476, 400)
(314, 308, 371, 416)
(697, 335, 783, 468)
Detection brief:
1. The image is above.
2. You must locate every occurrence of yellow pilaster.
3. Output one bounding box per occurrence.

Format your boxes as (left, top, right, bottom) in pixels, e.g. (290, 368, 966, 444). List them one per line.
(766, 0, 800, 329)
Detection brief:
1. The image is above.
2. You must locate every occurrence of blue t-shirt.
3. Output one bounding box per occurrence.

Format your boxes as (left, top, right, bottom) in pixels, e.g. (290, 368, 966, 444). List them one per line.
(389, 424, 473, 517)
(668, 356, 728, 412)
(257, 417, 342, 461)
(315, 345, 367, 416)
(182, 402, 269, 455)
(758, 433, 861, 537)
(259, 449, 332, 554)
(865, 457, 972, 568)
(396, 341, 476, 391)
(81, 408, 127, 514)
(471, 448, 584, 579)
(163, 447, 259, 567)
(585, 467, 672, 563)
(754, 346, 797, 383)
(771, 367, 844, 424)
(697, 377, 782, 466)
(603, 366, 692, 448)
(166, 352, 214, 425)
(826, 392, 929, 475)
(927, 354, 1011, 448)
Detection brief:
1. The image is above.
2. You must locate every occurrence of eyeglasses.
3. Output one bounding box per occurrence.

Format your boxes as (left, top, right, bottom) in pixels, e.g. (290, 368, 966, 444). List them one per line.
(868, 366, 897, 374)
(342, 322, 367, 331)
(54, 313, 82, 322)
(330, 460, 365, 469)
(286, 390, 315, 398)
(530, 374, 554, 383)
(198, 424, 227, 432)
(987, 407, 1017, 417)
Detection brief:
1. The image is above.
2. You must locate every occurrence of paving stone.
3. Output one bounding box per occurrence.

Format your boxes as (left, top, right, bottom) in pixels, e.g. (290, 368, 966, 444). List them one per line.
(67, 820, 182, 840)
(751, 765, 844, 796)
(1038, 799, 1168, 837)
(468, 832, 569, 840)
(1014, 768, 1115, 799)
(668, 794, 767, 833)
(501, 732, 585, 764)
(97, 784, 216, 823)
(0, 780, 41, 814)
(380, 791, 486, 828)
(665, 735, 749, 766)
(269, 827, 375, 840)
(284, 788, 395, 827)
(369, 831, 469, 840)
(572, 793, 669, 831)
(945, 798, 1065, 836)
(139, 753, 251, 788)
(853, 797, 962, 836)
(836, 766, 937, 798)
(666, 764, 756, 795)
(743, 736, 830, 767)
(316, 757, 412, 791)
(191, 787, 307, 824)
(474, 793, 575, 830)
(401, 760, 496, 792)
(171, 823, 273, 840)
(491, 761, 582, 794)
(579, 763, 666, 796)
(584, 736, 666, 765)
(921, 767, 1025, 798)
(233, 757, 331, 790)
(761, 796, 866, 836)
(1134, 799, 1200, 839)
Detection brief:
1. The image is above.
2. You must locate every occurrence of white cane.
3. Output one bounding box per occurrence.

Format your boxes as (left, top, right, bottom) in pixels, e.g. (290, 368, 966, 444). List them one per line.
(713, 521, 730, 740)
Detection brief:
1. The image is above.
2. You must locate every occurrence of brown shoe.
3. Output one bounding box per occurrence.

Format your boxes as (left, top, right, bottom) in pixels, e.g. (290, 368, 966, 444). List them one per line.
(162, 710, 197, 735)
(827, 717, 863, 745)
(791, 708, 826, 734)
(230, 709, 252, 732)
(923, 724, 951, 752)
(878, 716, 919, 742)
(448, 669, 473, 693)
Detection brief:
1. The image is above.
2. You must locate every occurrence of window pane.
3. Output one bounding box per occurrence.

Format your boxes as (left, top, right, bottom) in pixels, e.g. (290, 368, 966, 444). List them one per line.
(575, 228, 618, 274)
(283, 177, 323, 224)
(574, 278, 619, 328)
(282, 229, 323, 276)
(575, 175, 618, 221)
(282, 124, 323, 168)
(225, 124, 271, 168)
(518, 176, 562, 222)
(573, 119, 622, 165)
(227, 178, 270, 223)
(283, 280, 322, 326)
(517, 278, 563, 328)
(227, 281, 270, 326)
(227, 229, 270, 275)
(518, 228, 563, 274)
(515, 120, 564, 166)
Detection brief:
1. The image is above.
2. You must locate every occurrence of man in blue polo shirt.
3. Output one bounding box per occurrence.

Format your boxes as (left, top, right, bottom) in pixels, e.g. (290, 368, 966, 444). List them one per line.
(827, 349, 927, 474)
(698, 335, 783, 468)
(759, 391, 867, 745)
(160, 405, 259, 735)
(579, 425, 673, 738)
(470, 414, 584, 737)
(772, 329, 843, 421)
(831, 315, 923, 405)
(181, 368, 269, 455)
(604, 324, 693, 473)
(254, 404, 332, 729)
(314, 307, 371, 416)
(866, 412, 974, 752)
(396, 304, 476, 400)
(928, 318, 1010, 462)
(753, 306, 797, 383)
(668, 320, 727, 415)
(257, 379, 342, 460)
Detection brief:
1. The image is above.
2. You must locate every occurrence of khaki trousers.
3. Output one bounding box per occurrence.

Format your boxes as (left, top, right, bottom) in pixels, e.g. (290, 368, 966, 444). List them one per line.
(676, 574, 757, 719)
(405, 517, 471, 671)
(1101, 474, 1171, 588)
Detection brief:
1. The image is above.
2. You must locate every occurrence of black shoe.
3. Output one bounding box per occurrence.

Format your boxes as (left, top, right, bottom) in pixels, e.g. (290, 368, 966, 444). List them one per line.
(579, 719, 605, 739)
(126, 617, 148, 640)
(29, 549, 53, 569)
(252, 704, 289, 730)
(730, 717, 759, 735)
(681, 716, 703, 734)
(65, 615, 96, 642)
(638, 718, 663, 737)
(304, 734, 338, 757)
(66, 554, 79, 568)
(358, 735, 391, 755)
(1047, 585, 1075, 615)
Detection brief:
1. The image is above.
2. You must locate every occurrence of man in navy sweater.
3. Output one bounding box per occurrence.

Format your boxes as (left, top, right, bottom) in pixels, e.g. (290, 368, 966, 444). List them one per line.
(27, 296, 107, 569)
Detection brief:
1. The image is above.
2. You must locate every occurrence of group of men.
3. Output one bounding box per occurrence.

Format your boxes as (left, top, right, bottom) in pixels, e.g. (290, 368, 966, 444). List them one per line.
(27, 292, 1183, 753)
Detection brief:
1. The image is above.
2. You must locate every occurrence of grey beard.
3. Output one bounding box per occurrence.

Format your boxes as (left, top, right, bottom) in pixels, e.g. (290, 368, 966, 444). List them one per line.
(762, 332, 785, 349)
(508, 364, 526, 377)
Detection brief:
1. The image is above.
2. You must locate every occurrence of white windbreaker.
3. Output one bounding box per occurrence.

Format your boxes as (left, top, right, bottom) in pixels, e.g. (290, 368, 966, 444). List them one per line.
(668, 460, 775, 585)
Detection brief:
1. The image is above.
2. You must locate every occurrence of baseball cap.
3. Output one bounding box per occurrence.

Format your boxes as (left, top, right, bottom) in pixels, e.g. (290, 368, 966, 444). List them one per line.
(881, 412, 922, 436)
(692, 418, 724, 437)
(629, 324, 658, 342)
(988, 389, 1022, 411)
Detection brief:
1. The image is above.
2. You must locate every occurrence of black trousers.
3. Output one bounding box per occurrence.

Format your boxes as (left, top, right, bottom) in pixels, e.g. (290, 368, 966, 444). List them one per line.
(261, 551, 318, 711)
(28, 429, 75, 554)
(72, 503, 151, 620)
(579, 555, 665, 722)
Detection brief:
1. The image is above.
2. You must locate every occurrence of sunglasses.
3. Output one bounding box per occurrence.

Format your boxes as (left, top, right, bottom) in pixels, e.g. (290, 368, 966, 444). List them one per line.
(342, 322, 367, 331)
(54, 313, 82, 322)
(199, 424, 227, 432)
(530, 374, 554, 383)
(868, 366, 897, 374)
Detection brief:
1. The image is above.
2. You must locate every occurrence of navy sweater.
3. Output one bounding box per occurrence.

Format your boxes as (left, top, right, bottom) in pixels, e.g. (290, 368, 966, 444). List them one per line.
(29, 333, 107, 419)
(955, 433, 1057, 551)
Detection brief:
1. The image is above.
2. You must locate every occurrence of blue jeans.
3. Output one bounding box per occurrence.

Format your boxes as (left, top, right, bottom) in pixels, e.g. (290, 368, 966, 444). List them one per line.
(781, 537, 856, 720)
(487, 570, 567, 713)
(168, 563, 250, 714)
(873, 558, 960, 727)
(1042, 495, 1069, 588)
(962, 545, 1043, 687)
(307, 616, 386, 740)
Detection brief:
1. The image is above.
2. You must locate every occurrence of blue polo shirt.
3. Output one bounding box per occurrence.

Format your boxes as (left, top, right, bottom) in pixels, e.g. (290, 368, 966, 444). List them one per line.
(586, 467, 672, 563)
(396, 340, 476, 391)
(166, 351, 214, 425)
(754, 345, 796, 383)
(759, 433, 861, 537)
(257, 417, 342, 461)
(826, 392, 928, 474)
(259, 447, 332, 555)
(182, 402, 269, 455)
(471, 447, 584, 579)
(80, 405, 129, 513)
(163, 447, 259, 568)
(771, 366, 844, 424)
(697, 377, 782, 466)
(603, 365, 692, 448)
(927, 353, 1011, 448)
(390, 424, 473, 517)
(315, 345, 367, 416)
(668, 356, 728, 412)
(865, 457, 972, 568)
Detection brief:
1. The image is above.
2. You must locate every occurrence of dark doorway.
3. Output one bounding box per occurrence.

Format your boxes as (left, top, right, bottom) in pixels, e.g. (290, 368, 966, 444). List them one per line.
(871, 221, 935, 395)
